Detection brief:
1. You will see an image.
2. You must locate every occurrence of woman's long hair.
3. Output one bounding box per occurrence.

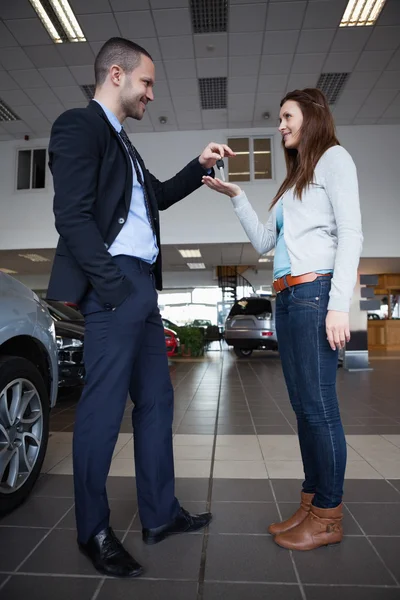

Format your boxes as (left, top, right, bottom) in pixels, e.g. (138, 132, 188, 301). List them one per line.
(271, 88, 339, 208)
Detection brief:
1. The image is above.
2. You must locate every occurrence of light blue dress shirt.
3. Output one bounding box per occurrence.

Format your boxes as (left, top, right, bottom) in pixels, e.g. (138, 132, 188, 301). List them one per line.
(94, 100, 159, 264)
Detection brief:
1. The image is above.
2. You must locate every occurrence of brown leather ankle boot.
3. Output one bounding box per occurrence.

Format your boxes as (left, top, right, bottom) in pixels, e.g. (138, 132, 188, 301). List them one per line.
(268, 492, 314, 536)
(274, 503, 343, 551)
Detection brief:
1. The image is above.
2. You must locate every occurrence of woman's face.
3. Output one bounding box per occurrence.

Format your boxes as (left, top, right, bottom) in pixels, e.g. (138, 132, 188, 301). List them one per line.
(279, 100, 303, 149)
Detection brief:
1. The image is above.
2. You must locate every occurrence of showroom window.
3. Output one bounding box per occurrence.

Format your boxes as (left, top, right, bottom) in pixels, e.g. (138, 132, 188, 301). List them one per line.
(227, 137, 273, 182)
(16, 148, 47, 191)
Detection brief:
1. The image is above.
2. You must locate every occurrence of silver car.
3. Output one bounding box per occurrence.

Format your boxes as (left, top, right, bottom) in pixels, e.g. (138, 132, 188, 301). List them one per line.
(0, 273, 58, 515)
(224, 295, 278, 358)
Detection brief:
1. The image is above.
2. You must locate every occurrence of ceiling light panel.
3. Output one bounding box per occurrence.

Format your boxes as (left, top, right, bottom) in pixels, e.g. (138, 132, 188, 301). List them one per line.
(0, 268, 18, 274)
(0, 99, 20, 122)
(179, 249, 202, 258)
(18, 253, 50, 262)
(29, 0, 86, 44)
(187, 263, 206, 269)
(340, 0, 386, 27)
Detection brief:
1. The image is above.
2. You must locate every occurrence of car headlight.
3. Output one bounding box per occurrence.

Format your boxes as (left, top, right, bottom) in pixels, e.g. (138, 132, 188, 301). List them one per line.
(56, 336, 83, 349)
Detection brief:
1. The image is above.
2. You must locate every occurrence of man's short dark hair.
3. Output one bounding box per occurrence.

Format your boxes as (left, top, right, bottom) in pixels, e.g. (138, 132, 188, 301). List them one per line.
(94, 37, 153, 87)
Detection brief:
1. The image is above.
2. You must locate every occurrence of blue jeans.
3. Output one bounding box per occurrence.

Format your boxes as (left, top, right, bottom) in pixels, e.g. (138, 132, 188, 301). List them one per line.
(275, 276, 346, 509)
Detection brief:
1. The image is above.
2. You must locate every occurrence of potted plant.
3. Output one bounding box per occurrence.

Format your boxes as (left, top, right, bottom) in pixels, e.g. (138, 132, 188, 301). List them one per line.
(176, 326, 205, 357)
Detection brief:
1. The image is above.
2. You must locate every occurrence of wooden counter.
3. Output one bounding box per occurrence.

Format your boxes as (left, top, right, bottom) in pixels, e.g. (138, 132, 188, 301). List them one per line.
(368, 319, 400, 350)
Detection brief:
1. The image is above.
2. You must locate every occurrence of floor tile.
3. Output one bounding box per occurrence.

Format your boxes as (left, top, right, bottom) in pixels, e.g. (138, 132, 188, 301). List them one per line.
(258, 435, 301, 461)
(215, 444, 263, 461)
(98, 580, 198, 600)
(205, 534, 296, 582)
(174, 459, 211, 477)
(255, 426, 296, 435)
(106, 476, 137, 499)
(211, 502, 278, 534)
(382, 435, 400, 448)
(293, 537, 394, 585)
(370, 537, 400, 582)
(304, 586, 400, 600)
(347, 503, 400, 535)
(124, 532, 203, 579)
(211, 479, 274, 502)
(217, 425, 256, 435)
(0, 528, 49, 572)
(0, 497, 74, 528)
(265, 460, 304, 479)
(32, 474, 74, 498)
(203, 582, 303, 600)
(344, 461, 383, 479)
(270, 479, 306, 502)
(0, 575, 99, 600)
(21, 529, 100, 575)
(175, 478, 210, 501)
(109, 458, 135, 476)
(173, 445, 213, 460)
(47, 456, 74, 475)
(173, 434, 215, 446)
(213, 461, 268, 479)
(58, 497, 137, 531)
(176, 426, 216, 435)
(343, 479, 400, 502)
(389, 480, 400, 493)
(215, 435, 258, 447)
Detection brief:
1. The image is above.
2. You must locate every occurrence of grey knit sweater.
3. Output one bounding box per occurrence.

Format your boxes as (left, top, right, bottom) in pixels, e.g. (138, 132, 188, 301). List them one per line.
(231, 145, 363, 312)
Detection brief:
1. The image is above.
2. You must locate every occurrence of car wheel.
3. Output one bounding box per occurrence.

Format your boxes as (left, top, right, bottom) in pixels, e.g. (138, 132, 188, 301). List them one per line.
(234, 348, 253, 358)
(0, 356, 50, 516)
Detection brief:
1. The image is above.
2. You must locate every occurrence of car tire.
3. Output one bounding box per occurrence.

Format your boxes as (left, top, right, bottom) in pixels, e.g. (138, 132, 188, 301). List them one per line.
(234, 348, 253, 358)
(0, 356, 50, 516)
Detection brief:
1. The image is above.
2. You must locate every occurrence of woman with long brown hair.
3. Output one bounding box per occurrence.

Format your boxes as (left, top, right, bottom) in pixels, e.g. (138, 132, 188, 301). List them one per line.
(202, 88, 363, 551)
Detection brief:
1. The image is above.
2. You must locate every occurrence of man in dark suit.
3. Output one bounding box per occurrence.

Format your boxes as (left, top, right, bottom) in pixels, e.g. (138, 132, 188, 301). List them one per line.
(47, 37, 234, 578)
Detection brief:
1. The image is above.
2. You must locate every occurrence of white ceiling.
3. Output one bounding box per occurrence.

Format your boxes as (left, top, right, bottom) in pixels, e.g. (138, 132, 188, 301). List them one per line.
(0, 243, 271, 275)
(2, 245, 400, 280)
(0, 0, 400, 140)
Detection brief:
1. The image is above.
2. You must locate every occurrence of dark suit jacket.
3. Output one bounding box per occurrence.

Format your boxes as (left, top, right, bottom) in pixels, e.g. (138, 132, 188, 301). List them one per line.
(46, 100, 211, 309)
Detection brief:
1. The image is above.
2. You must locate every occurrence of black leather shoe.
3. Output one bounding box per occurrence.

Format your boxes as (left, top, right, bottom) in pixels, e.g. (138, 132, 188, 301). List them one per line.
(142, 507, 212, 545)
(79, 527, 143, 578)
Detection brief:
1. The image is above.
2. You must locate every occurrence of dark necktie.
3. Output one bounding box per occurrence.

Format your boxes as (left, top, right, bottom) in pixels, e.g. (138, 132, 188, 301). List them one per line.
(119, 127, 155, 234)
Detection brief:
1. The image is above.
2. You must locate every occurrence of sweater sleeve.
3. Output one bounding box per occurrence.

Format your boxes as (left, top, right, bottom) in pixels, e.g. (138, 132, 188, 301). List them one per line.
(323, 147, 363, 312)
(230, 191, 276, 255)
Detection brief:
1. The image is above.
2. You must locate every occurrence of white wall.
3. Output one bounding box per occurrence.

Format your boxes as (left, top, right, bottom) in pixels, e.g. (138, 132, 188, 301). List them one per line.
(0, 124, 399, 257)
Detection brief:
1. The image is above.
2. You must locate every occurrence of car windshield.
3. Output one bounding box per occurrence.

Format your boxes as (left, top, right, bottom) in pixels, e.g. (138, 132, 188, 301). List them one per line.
(45, 301, 84, 322)
(229, 297, 272, 317)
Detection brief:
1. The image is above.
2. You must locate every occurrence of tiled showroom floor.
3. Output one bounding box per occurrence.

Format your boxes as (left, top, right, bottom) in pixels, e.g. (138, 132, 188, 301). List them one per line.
(1, 350, 400, 599)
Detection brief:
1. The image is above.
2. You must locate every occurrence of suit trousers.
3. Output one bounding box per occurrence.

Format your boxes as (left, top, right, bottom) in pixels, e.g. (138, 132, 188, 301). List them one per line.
(73, 254, 180, 543)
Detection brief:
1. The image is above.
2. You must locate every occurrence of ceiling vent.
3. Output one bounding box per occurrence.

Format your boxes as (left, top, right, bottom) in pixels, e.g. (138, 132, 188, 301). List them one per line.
(317, 72, 350, 105)
(0, 98, 20, 122)
(190, 0, 228, 33)
(199, 77, 227, 110)
(80, 84, 95, 101)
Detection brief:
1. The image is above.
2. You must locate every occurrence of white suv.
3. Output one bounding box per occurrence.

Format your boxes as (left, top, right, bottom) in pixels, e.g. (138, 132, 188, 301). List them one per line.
(0, 273, 58, 515)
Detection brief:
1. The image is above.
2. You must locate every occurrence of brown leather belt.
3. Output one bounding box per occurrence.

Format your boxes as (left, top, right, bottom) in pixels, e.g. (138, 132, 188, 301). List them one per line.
(273, 272, 331, 294)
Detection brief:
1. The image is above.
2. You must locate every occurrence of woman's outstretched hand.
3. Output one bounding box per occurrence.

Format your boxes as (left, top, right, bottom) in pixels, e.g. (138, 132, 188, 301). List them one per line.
(202, 175, 242, 199)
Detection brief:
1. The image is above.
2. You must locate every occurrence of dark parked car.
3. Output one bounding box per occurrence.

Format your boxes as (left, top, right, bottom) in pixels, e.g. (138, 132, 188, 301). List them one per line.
(44, 301, 85, 389)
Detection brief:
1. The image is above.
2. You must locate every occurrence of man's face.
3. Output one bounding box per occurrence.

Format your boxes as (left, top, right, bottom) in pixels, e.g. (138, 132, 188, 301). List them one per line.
(120, 55, 155, 120)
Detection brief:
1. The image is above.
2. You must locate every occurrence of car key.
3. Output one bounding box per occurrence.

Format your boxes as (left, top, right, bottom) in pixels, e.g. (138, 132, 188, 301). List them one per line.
(216, 158, 225, 182)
